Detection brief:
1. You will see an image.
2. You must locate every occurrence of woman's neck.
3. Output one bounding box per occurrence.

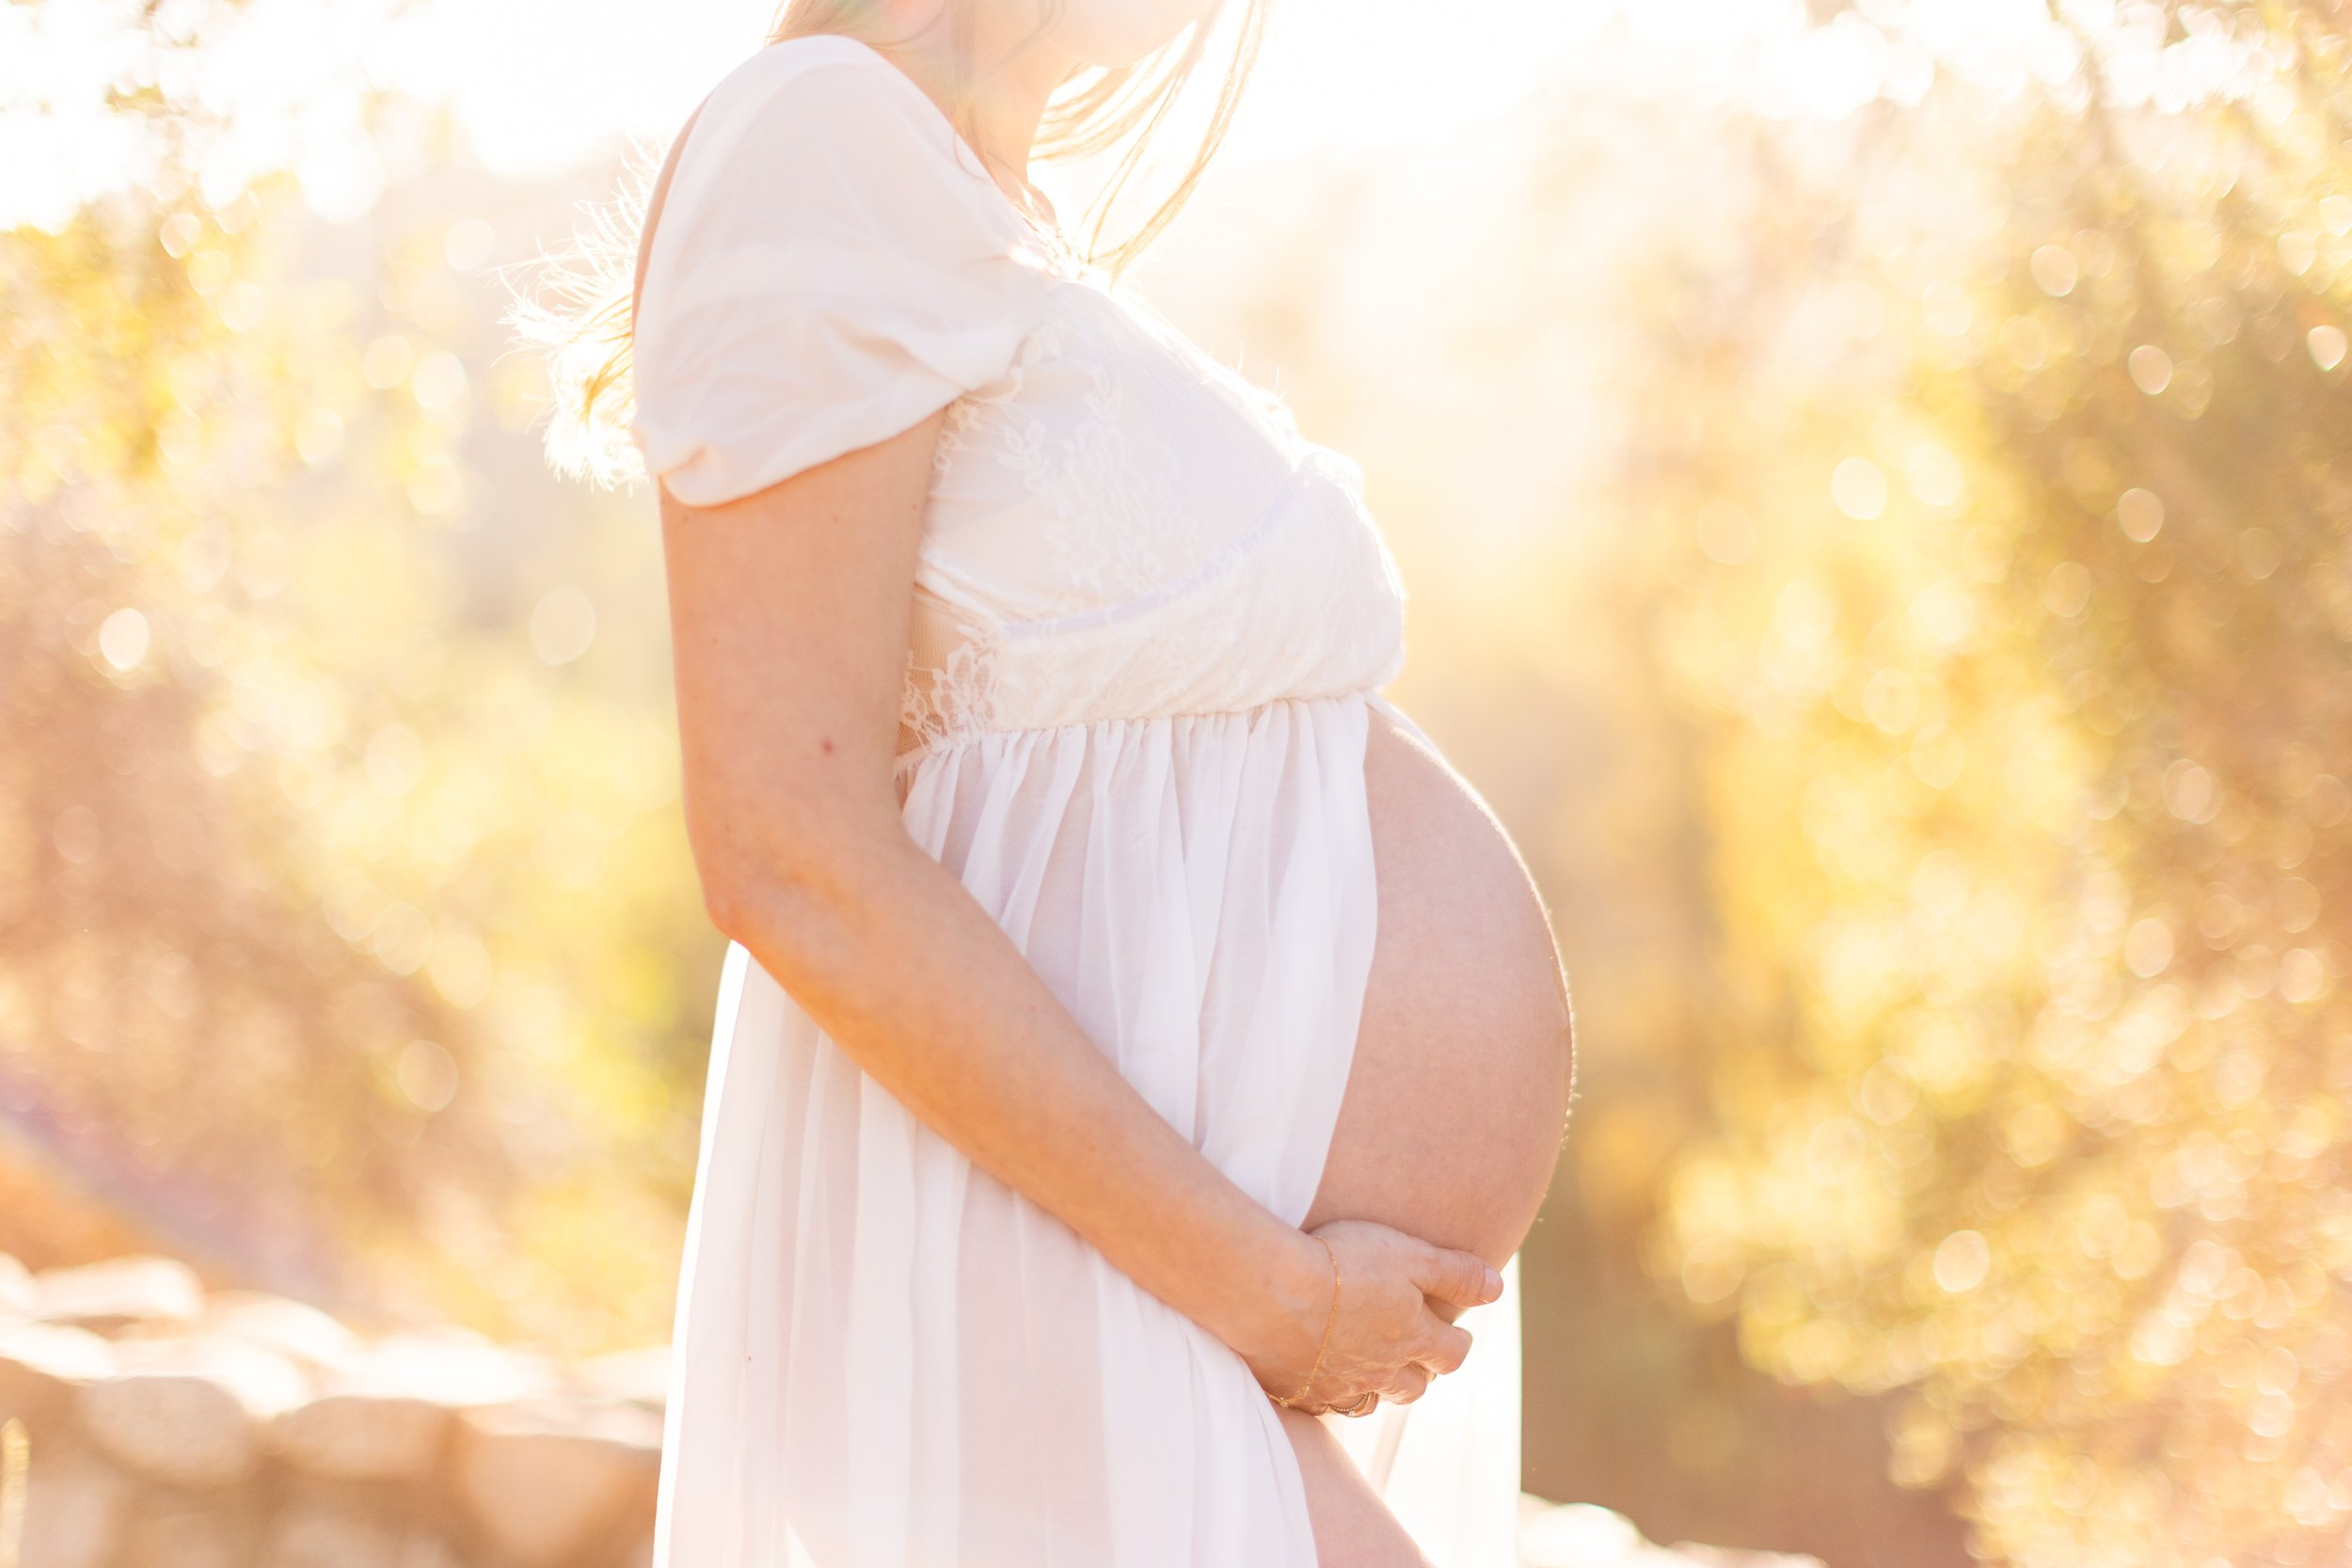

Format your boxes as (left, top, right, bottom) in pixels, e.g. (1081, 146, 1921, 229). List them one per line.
(872, 17, 1077, 191)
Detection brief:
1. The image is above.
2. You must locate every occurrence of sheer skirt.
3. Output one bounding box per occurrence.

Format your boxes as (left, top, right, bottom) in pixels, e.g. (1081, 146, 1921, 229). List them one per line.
(650, 690, 1519, 1568)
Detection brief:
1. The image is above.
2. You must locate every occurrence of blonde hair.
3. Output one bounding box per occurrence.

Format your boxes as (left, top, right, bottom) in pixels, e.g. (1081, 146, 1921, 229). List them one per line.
(511, 0, 1270, 487)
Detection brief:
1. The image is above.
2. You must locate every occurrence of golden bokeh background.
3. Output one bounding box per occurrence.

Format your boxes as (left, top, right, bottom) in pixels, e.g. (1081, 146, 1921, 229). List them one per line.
(7, 3, 2351, 1564)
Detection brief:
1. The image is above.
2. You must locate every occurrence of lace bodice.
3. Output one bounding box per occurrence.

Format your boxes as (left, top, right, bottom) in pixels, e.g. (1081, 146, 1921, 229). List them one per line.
(628, 34, 1409, 768)
(897, 270, 1407, 763)
(632, 40, 1527, 1568)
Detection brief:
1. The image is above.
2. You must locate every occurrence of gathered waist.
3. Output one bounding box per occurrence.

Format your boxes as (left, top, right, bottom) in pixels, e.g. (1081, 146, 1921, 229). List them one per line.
(891, 685, 1419, 786)
(894, 442, 1409, 767)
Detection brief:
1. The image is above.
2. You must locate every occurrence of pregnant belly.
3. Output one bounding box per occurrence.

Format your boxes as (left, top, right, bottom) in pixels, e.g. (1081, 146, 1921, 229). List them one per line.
(1302, 703, 1576, 1284)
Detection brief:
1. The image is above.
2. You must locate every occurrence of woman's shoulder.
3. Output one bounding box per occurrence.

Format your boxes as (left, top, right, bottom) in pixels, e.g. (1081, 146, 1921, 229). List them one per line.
(702, 32, 908, 113)
(687, 36, 982, 186)
(628, 35, 1059, 510)
(661, 34, 1030, 266)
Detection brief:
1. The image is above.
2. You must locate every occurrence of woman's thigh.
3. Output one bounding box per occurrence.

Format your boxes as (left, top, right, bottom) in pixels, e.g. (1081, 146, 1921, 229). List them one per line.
(1275, 1404, 1434, 1568)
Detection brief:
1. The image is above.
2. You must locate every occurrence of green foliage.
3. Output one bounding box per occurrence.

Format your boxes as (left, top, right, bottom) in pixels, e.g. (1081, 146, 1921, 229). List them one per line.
(13, 4, 2352, 1560)
(1180, 6, 2352, 1558)
(1, 8, 714, 1351)
(1651, 9, 2352, 1564)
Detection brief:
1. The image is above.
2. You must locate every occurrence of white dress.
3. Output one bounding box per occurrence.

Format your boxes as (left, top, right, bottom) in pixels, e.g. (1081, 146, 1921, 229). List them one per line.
(629, 33, 1523, 1568)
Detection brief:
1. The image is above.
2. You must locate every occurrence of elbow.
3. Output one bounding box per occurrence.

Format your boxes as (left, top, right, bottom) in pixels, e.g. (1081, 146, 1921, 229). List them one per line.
(697, 858, 849, 955)
(692, 803, 907, 950)
(698, 874, 764, 948)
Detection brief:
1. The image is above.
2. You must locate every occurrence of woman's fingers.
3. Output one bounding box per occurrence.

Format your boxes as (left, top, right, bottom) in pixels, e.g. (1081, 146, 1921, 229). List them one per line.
(1411, 1243, 1504, 1312)
(1277, 1222, 1500, 1413)
(1384, 1364, 1433, 1404)
(1302, 1323, 1460, 1413)
(1416, 1319, 1473, 1376)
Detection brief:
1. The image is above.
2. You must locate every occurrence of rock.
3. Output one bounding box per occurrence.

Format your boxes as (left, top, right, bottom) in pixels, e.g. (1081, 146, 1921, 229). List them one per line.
(1517, 1498, 1828, 1568)
(113, 1492, 258, 1568)
(1520, 1501, 1653, 1566)
(355, 1328, 559, 1407)
(394, 1536, 475, 1568)
(4, 1254, 706, 1568)
(118, 1334, 310, 1406)
(571, 1344, 670, 1408)
(1660, 1547, 1825, 1568)
(269, 1392, 450, 1481)
(17, 1447, 131, 1568)
(77, 1371, 259, 1487)
(75, 1339, 305, 1487)
(0, 1320, 115, 1430)
(450, 1400, 661, 1568)
(262, 1506, 401, 1568)
(198, 1291, 364, 1374)
(33, 1257, 204, 1332)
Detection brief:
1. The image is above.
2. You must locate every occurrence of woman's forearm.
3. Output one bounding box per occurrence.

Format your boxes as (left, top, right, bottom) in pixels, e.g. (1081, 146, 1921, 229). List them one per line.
(710, 818, 1330, 1371)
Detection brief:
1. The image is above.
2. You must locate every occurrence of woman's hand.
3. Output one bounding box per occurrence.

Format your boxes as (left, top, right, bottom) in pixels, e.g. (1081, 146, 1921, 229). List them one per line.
(1237, 1219, 1502, 1416)
(659, 415, 1499, 1416)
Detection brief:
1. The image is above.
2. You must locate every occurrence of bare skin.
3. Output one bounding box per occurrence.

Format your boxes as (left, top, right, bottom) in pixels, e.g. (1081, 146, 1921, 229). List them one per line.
(657, 400, 1500, 1420)
(1316, 709, 1575, 1279)
(1280, 708, 1578, 1564)
(640, 1, 1563, 1559)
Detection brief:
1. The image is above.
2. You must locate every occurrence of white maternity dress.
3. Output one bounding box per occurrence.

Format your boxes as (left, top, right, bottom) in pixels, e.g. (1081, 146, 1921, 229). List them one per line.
(629, 34, 1522, 1568)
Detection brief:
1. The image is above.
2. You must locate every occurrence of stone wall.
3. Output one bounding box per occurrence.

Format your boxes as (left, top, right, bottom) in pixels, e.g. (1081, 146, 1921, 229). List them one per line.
(0, 1253, 1816, 1568)
(0, 1255, 661, 1568)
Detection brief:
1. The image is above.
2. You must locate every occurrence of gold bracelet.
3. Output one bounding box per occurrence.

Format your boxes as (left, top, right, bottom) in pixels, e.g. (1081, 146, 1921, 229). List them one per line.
(1271, 1236, 1341, 1409)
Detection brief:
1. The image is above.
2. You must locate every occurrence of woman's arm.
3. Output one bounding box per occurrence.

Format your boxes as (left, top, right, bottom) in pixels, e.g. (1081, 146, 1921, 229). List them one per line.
(660, 408, 1499, 1410)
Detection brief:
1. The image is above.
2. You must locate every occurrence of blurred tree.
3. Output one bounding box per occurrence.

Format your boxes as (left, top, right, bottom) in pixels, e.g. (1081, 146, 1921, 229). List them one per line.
(0, 0, 714, 1350)
(1162, 5, 2352, 1560)
(1653, 6, 2352, 1564)
(15, 0, 2352, 1559)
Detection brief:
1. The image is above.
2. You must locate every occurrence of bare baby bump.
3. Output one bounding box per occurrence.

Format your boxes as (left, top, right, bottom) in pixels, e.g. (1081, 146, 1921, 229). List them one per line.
(1303, 705, 1576, 1288)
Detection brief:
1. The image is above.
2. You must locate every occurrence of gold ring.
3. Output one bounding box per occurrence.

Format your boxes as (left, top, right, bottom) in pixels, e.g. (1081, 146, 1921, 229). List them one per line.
(1340, 1392, 1379, 1417)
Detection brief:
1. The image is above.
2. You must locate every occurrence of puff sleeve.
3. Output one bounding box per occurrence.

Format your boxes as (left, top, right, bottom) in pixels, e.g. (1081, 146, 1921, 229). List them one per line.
(628, 40, 1057, 508)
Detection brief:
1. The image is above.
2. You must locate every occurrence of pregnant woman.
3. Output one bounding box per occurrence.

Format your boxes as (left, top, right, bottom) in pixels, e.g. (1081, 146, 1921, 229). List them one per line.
(542, 1, 1576, 1562)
